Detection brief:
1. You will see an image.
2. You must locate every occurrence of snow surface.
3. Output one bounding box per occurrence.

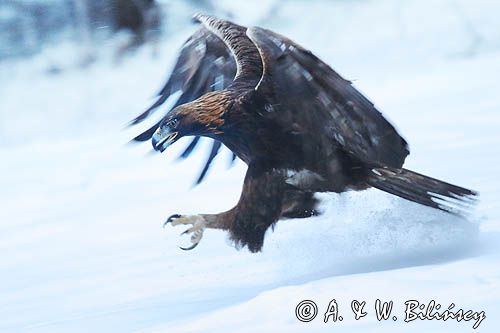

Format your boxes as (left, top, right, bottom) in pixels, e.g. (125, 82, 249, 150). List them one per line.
(1, 0, 500, 332)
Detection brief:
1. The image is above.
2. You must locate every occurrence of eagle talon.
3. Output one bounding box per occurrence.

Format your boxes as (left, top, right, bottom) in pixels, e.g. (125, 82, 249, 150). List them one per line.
(179, 225, 204, 249)
(164, 214, 207, 250)
(164, 214, 182, 227)
(179, 243, 199, 251)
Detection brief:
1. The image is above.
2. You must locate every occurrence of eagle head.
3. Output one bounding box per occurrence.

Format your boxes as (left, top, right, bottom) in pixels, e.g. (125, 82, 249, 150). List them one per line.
(152, 92, 228, 152)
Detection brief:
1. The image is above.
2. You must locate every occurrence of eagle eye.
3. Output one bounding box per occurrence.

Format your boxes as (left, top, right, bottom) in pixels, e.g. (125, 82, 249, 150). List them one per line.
(166, 119, 178, 129)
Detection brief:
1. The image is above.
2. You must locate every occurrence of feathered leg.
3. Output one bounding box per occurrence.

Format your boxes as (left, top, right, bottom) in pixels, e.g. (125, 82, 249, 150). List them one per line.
(165, 165, 286, 252)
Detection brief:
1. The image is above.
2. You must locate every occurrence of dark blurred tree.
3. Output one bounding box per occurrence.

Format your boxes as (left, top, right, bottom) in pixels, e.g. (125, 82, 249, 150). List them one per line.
(0, 0, 163, 61)
(110, 0, 162, 57)
(0, 0, 73, 59)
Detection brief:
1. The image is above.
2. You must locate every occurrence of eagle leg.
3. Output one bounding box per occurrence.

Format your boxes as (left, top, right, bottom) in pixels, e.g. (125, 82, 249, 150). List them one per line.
(163, 165, 287, 252)
(218, 165, 286, 252)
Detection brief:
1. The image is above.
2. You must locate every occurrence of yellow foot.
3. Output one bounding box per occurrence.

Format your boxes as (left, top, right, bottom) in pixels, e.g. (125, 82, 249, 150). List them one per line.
(164, 214, 207, 250)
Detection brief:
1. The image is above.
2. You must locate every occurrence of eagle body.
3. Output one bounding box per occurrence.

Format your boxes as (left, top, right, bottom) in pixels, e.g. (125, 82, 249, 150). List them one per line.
(221, 89, 367, 193)
(132, 15, 477, 252)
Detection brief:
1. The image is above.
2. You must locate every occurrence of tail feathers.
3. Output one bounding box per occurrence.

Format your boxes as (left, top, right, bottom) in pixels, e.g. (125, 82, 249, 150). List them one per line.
(367, 167, 478, 216)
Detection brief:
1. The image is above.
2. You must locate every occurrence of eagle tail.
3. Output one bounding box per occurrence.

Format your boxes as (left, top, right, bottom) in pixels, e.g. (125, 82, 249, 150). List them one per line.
(367, 167, 478, 216)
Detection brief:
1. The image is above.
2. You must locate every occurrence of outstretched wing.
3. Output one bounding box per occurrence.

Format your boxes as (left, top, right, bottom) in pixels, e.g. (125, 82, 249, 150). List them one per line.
(131, 27, 237, 184)
(247, 27, 409, 168)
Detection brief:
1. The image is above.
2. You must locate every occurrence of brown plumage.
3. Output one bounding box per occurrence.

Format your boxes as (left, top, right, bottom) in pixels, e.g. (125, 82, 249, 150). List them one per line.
(132, 14, 478, 252)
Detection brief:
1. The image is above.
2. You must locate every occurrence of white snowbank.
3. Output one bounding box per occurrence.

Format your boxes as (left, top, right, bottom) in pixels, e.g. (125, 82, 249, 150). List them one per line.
(1, 0, 499, 332)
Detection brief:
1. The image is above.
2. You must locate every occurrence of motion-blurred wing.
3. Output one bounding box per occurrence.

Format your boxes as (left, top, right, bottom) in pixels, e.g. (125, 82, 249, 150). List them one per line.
(130, 27, 238, 184)
(247, 27, 409, 168)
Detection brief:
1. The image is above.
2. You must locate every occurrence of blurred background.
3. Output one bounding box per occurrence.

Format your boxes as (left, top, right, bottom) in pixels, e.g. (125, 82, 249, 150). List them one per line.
(1, 1, 500, 332)
(1, 0, 500, 144)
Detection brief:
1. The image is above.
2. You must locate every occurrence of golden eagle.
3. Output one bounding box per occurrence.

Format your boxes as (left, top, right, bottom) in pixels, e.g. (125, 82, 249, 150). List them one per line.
(131, 14, 477, 252)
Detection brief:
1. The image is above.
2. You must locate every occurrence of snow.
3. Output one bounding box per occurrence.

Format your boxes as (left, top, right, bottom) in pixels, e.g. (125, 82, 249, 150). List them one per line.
(1, 0, 500, 332)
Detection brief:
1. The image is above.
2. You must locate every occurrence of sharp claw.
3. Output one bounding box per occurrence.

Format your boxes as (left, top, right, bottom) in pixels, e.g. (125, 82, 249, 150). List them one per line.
(163, 214, 205, 250)
(179, 242, 199, 251)
(164, 214, 181, 227)
(167, 214, 181, 222)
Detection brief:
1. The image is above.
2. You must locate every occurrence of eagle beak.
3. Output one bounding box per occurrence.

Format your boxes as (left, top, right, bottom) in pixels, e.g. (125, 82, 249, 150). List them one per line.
(152, 126, 179, 153)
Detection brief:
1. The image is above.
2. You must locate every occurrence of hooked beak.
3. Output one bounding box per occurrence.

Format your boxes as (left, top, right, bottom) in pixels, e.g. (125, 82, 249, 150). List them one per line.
(152, 126, 179, 153)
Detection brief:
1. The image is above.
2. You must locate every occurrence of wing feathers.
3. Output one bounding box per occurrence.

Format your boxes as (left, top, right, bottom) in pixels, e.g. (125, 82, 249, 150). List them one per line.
(130, 25, 238, 184)
(130, 30, 208, 126)
(133, 18, 409, 183)
(195, 140, 222, 185)
(179, 136, 201, 159)
(247, 26, 409, 167)
(193, 14, 262, 84)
